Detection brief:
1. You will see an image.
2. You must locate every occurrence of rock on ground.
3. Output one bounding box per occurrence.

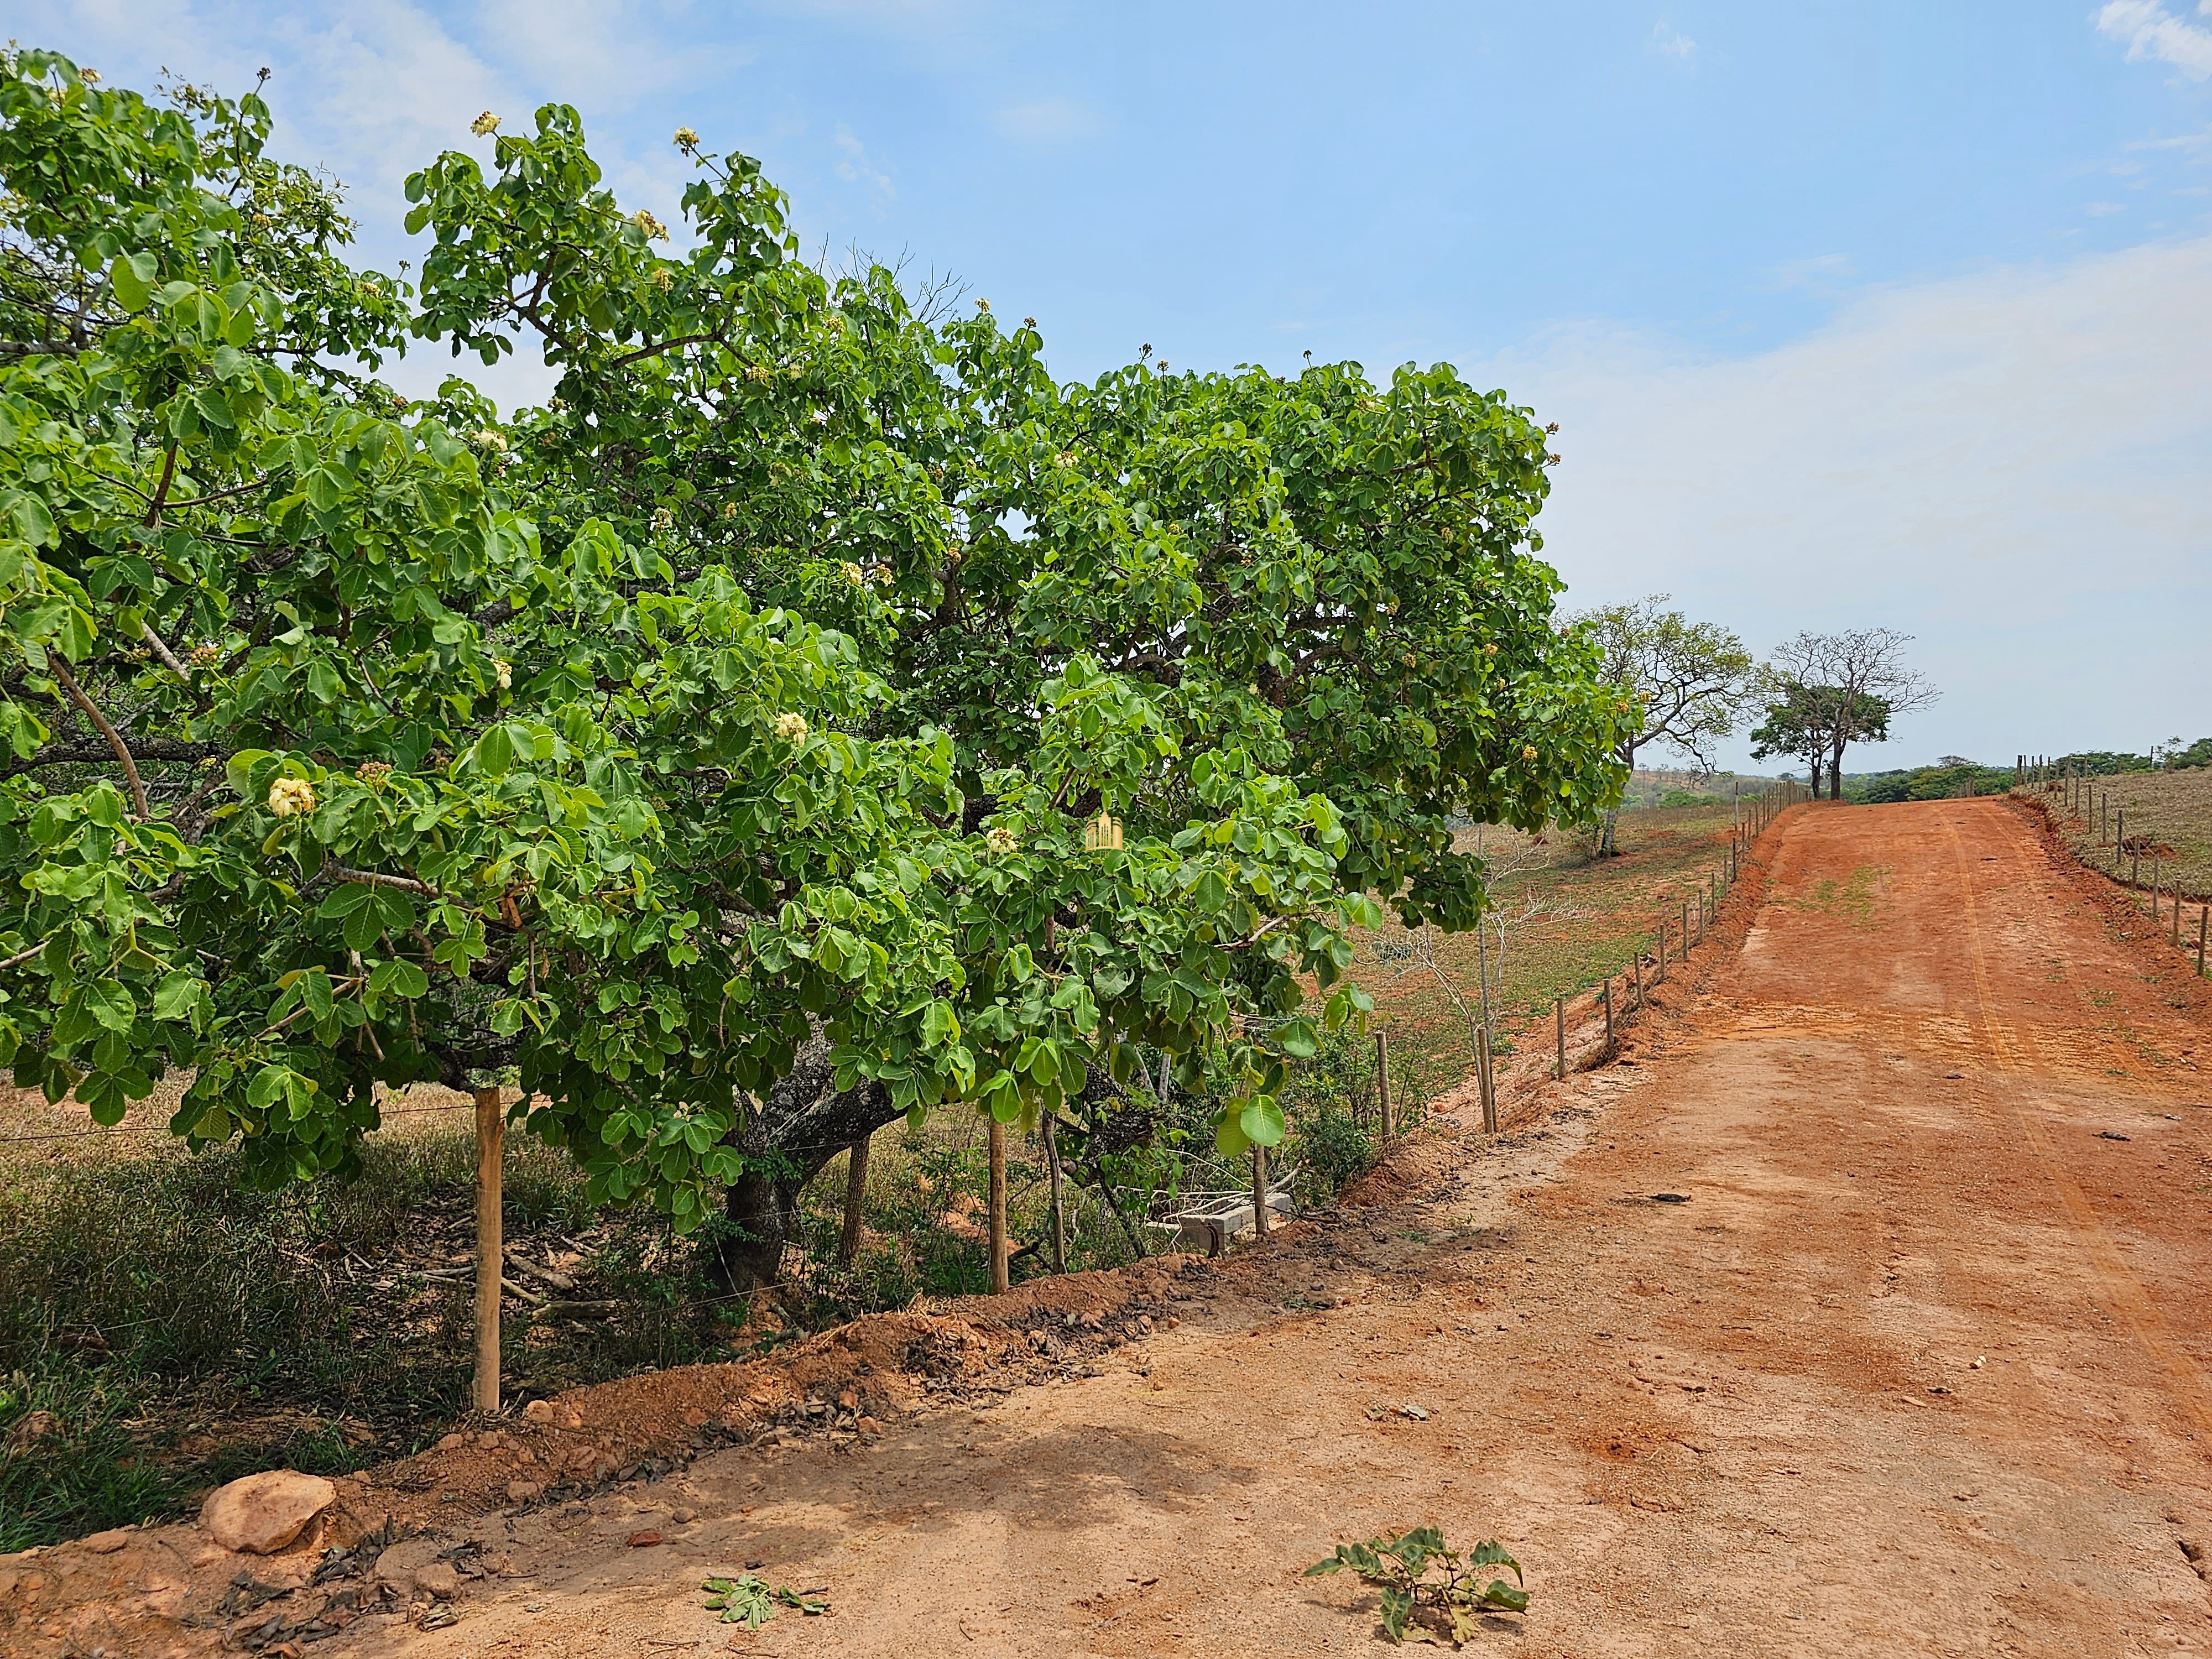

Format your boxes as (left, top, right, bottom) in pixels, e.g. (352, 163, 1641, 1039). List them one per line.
(197, 1470, 336, 1555)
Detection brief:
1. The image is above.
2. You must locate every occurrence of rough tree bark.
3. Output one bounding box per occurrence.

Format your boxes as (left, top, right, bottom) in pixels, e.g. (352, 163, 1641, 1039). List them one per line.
(711, 1034, 897, 1291)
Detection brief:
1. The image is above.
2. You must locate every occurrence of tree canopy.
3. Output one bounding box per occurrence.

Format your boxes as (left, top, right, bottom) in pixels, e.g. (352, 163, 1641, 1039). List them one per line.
(1748, 683, 1890, 796)
(1764, 629, 1932, 800)
(1569, 594, 1751, 853)
(0, 54, 1630, 1273)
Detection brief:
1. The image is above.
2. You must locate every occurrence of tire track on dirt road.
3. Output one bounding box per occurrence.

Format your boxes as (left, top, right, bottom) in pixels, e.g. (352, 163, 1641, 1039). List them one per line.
(1940, 812, 2212, 1452)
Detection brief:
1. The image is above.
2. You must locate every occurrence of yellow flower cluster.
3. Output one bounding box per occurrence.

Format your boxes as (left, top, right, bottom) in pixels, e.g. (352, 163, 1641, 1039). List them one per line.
(984, 826, 1017, 855)
(673, 126, 700, 149)
(773, 712, 809, 744)
(471, 111, 500, 136)
(268, 778, 316, 818)
(632, 209, 669, 241)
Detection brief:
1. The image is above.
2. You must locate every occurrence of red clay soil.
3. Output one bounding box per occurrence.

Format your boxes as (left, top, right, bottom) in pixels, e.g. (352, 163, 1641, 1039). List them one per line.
(7, 796, 2212, 1658)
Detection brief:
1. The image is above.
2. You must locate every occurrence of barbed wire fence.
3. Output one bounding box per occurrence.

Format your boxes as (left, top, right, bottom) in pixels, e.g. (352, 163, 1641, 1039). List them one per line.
(2013, 753, 2209, 978)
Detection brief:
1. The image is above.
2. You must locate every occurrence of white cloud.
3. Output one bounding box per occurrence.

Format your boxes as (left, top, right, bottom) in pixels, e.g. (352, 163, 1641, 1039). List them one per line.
(2096, 0, 2212, 80)
(1650, 20, 1697, 61)
(833, 124, 894, 195)
(2130, 124, 2212, 159)
(2086, 200, 2128, 213)
(471, 0, 680, 98)
(1477, 237, 2212, 765)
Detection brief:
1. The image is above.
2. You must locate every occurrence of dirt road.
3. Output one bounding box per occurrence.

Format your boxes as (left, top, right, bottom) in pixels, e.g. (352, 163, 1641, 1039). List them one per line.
(13, 797, 2212, 1657)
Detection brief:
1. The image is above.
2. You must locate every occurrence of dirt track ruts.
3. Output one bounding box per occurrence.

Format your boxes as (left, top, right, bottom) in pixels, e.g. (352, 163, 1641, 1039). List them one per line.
(11, 796, 2212, 1658)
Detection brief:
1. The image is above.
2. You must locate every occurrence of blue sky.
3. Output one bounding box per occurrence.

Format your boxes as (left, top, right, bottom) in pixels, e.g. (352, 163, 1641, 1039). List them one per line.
(22, 1, 2212, 771)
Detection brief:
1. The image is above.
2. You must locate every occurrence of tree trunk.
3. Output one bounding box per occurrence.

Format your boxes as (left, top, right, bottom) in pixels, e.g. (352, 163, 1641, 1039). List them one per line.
(472, 1086, 504, 1413)
(836, 1130, 870, 1268)
(1042, 1112, 1066, 1274)
(988, 1116, 1010, 1293)
(1597, 806, 1620, 857)
(712, 1036, 896, 1292)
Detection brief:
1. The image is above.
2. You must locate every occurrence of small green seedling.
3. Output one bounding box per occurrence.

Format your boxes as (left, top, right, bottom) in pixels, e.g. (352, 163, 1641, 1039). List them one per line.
(701, 1574, 828, 1628)
(1307, 1526, 1528, 1646)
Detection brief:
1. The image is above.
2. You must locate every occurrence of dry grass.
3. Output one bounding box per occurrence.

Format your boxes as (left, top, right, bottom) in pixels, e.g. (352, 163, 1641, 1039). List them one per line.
(1352, 802, 1741, 1079)
(2033, 770, 2212, 903)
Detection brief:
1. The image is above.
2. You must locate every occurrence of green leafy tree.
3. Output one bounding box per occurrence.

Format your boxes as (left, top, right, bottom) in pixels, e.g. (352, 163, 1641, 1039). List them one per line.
(1766, 629, 1932, 799)
(401, 102, 1633, 1278)
(1569, 595, 1752, 854)
(0, 61, 1631, 1289)
(1748, 681, 1891, 796)
(0, 53, 962, 1220)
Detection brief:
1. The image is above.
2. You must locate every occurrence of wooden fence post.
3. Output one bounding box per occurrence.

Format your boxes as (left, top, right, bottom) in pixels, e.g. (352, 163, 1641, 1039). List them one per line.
(837, 1130, 871, 1267)
(988, 1115, 1010, 1293)
(1042, 1112, 1066, 1275)
(1478, 1024, 1498, 1134)
(473, 1084, 504, 1414)
(1633, 951, 1644, 1010)
(1251, 1145, 1270, 1238)
(1376, 1030, 1394, 1140)
(1555, 995, 1566, 1080)
(1603, 975, 1614, 1045)
(1658, 920, 1668, 983)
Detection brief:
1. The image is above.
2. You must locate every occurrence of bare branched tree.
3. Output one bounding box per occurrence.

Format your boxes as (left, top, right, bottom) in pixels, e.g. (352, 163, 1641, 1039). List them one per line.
(1365, 826, 1561, 1065)
(1766, 629, 1938, 799)
(1571, 596, 1755, 854)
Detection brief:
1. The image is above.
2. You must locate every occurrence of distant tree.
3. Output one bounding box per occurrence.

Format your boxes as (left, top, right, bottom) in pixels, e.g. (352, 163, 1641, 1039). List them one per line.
(1747, 684, 1835, 796)
(1765, 630, 1935, 799)
(1571, 596, 1754, 854)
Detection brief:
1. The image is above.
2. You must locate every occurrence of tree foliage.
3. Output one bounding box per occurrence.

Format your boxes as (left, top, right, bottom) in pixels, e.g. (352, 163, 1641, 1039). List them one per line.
(1569, 594, 1751, 853)
(0, 55, 1630, 1248)
(1748, 682, 1890, 797)
(1764, 628, 1933, 800)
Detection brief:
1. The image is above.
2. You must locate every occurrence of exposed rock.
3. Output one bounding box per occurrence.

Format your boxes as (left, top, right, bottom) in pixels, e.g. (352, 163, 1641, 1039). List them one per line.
(505, 1479, 544, 1504)
(522, 1400, 557, 1425)
(413, 1561, 459, 1600)
(81, 1528, 131, 1554)
(435, 1432, 467, 1452)
(372, 1537, 446, 1592)
(199, 1470, 336, 1555)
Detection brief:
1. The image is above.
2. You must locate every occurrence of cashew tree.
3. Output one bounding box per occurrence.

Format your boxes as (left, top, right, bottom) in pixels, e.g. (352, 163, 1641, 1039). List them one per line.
(0, 57, 1630, 1294)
